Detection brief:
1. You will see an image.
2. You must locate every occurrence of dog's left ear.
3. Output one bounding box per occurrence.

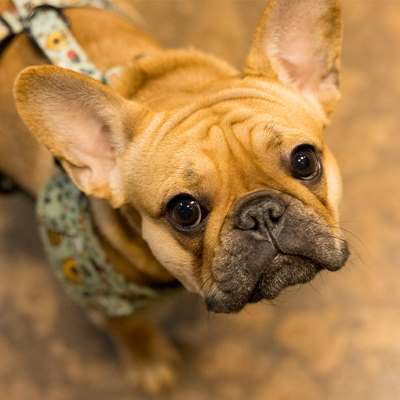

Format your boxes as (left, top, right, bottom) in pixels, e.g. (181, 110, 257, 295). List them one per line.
(15, 66, 151, 207)
(246, 0, 342, 117)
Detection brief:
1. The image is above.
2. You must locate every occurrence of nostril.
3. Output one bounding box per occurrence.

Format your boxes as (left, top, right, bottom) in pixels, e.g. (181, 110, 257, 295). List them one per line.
(249, 216, 260, 231)
(263, 202, 286, 229)
(268, 209, 282, 224)
(235, 212, 260, 231)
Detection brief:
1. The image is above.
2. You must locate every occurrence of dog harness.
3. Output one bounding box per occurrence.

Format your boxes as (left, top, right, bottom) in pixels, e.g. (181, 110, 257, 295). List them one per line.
(2, 0, 177, 316)
(37, 168, 164, 316)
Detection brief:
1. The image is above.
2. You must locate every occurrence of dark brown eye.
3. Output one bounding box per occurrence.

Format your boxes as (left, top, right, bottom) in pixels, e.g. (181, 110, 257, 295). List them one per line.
(290, 145, 321, 180)
(166, 195, 206, 231)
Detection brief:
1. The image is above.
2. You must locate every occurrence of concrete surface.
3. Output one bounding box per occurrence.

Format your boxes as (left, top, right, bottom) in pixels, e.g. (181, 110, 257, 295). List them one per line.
(1, 1, 400, 399)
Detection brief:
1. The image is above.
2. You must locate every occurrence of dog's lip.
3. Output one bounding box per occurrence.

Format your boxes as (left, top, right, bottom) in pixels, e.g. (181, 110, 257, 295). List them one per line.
(216, 252, 325, 294)
(248, 256, 322, 303)
(208, 253, 325, 312)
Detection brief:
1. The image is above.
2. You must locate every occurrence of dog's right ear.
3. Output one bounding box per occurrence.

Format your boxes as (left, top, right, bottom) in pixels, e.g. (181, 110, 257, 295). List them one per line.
(14, 66, 151, 207)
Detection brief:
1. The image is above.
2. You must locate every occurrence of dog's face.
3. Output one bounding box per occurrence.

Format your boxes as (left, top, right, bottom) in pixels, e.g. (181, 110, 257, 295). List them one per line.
(15, 0, 349, 312)
(125, 78, 348, 312)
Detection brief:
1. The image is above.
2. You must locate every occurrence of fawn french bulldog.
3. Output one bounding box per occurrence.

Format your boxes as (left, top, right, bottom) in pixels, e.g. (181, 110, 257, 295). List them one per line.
(0, 0, 349, 393)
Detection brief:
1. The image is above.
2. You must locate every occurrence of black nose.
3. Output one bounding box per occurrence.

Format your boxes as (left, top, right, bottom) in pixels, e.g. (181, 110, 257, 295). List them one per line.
(233, 191, 286, 238)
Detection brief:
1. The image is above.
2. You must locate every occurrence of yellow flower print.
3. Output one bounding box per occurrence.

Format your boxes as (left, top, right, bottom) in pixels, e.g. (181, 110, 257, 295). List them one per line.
(46, 31, 67, 51)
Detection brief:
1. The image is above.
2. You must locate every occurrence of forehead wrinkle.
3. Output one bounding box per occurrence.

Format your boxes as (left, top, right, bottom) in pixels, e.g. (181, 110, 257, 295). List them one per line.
(148, 117, 226, 210)
(215, 100, 321, 159)
(215, 130, 257, 195)
(147, 85, 312, 148)
(199, 112, 287, 196)
(178, 109, 219, 137)
(249, 125, 285, 187)
(199, 132, 253, 210)
(146, 82, 323, 156)
(219, 114, 272, 190)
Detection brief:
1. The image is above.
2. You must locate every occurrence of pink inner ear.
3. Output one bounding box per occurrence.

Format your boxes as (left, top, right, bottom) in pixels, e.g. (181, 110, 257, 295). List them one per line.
(44, 102, 122, 200)
(47, 104, 115, 167)
(69, 122, 115, 167)
(265, 12, 327, 93)
(273, 47, 325, 92)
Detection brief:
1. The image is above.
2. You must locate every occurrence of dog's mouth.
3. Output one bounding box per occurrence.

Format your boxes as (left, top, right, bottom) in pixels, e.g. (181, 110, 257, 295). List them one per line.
(248, 253, 323, 303)
(206, 253, 329, 314)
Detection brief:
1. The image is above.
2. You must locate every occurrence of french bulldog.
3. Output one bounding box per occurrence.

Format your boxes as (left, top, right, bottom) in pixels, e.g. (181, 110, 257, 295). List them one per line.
(0, 0, 349, 393)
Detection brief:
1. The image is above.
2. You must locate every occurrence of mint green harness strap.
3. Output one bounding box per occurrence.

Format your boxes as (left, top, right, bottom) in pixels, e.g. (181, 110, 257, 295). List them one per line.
(10, 0, 111, 82)
(37, 169, 167, 317)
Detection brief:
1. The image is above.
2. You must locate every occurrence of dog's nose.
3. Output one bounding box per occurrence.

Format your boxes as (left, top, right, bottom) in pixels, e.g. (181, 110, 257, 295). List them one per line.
(233, 190, 286, 238)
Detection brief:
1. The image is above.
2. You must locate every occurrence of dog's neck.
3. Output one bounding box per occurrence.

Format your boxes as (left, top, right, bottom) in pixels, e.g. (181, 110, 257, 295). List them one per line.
(89, 198, 174, 283)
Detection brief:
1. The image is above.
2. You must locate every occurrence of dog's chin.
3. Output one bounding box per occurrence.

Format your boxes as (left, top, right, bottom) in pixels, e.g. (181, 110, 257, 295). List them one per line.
(206, 254, 322, 314)
(249, 255, 322, 303)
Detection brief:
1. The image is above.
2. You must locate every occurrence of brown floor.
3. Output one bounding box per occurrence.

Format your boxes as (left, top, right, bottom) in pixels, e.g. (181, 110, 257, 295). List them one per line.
(1, 1, 400, 399)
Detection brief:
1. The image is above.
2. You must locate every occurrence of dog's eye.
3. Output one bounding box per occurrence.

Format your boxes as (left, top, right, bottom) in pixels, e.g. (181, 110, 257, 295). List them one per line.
(290, 145, 321, 180)
(166, 195, 206, 231)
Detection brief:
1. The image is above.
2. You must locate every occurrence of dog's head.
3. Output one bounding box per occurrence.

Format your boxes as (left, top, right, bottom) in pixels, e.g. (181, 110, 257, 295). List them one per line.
(15, 0, 349, 312)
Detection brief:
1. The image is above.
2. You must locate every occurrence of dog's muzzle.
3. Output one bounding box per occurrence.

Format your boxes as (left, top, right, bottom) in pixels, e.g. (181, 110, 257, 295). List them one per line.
(206, 190, 349, 313)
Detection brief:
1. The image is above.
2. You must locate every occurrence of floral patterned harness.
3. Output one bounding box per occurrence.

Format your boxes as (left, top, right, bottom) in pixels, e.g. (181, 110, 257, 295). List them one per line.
(38, 168, 164, 317)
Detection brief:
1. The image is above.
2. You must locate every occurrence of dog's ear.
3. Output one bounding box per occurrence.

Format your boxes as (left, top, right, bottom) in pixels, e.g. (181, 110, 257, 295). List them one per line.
(246, 0, 342, 116)
(15, 66, 150, 207)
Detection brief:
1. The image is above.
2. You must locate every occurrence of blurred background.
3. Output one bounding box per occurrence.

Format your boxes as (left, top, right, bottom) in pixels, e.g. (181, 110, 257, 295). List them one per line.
(1, 0, 399, 399)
